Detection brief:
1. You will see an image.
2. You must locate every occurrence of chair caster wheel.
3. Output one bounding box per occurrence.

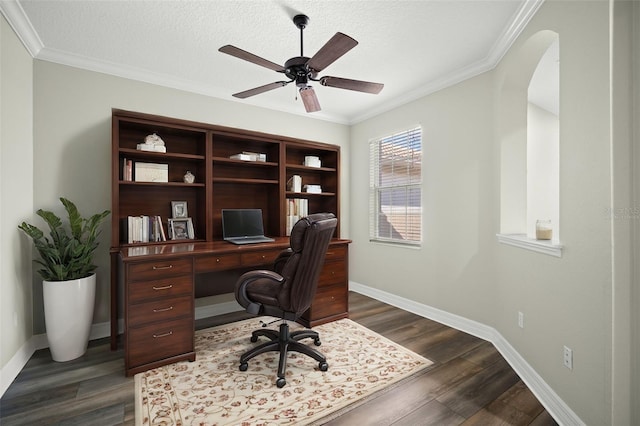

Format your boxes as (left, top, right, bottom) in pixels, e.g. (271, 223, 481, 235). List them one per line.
(319, 362, 328, 371)
(314, 338, 321, 346)
(276, 378, 286, 388)
(239, 362, 248, 371)
(250, 335, 258, 343)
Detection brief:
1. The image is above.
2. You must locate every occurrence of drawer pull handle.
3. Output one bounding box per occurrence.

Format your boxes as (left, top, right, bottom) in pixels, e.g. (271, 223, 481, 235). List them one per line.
(262, 255, 266, 259)
(153, 331, 173, 338)
(153, 306, 174, 313)
(152, 284, 173, 291)
(152, 265, 173, 270)
(216, 258, 221, 263)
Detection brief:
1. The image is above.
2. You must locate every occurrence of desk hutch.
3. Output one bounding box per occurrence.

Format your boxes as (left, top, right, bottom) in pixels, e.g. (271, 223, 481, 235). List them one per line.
(109, 110, 350, 376)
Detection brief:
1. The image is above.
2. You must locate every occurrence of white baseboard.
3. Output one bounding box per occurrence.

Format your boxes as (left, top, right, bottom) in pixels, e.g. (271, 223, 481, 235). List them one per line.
(1, 337, 38, 397)
(349, 281, 585, 426)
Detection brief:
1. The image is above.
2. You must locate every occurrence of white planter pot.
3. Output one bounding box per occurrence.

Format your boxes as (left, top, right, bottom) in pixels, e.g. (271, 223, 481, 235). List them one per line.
(43, 273, 96, 362)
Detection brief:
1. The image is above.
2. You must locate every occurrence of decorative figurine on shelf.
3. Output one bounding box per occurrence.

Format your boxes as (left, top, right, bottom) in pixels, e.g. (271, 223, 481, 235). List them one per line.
(183, 171, 195, 184)
(145, 133, 165, 146)
(137, 133, 167, 153)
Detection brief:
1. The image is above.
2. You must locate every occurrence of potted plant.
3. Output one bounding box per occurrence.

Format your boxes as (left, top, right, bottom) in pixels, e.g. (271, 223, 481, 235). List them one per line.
(19, 197, 110, 362)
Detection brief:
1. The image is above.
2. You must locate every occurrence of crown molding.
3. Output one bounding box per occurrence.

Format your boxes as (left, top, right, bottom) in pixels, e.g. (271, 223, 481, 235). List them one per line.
(349, 0, 545, 124)
(0, 0, 42, 56)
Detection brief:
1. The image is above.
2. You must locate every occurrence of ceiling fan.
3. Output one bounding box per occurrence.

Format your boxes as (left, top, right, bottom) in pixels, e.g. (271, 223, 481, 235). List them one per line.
(219, 14, 384, 113)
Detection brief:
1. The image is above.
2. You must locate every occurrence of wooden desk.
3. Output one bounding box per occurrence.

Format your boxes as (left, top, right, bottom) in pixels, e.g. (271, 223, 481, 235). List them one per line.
(112, 238, 350, 376)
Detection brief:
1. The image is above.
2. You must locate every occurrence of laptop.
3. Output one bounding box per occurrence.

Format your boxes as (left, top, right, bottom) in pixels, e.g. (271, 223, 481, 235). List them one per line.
(222, 209, 275, 245)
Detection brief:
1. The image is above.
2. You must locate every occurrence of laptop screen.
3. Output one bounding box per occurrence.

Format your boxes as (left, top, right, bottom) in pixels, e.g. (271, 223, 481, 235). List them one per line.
(222, 209, 266, 239)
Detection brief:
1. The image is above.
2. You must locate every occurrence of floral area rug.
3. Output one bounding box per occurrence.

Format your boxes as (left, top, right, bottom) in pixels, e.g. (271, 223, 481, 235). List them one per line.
(135, 317, 433, 425)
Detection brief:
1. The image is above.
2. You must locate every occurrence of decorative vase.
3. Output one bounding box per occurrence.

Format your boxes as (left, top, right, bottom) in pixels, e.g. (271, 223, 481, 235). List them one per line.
(42, 273, 96, 362)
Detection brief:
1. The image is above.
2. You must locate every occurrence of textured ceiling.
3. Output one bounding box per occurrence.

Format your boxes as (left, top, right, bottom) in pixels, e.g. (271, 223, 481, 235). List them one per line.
(2, 0, 544, 124)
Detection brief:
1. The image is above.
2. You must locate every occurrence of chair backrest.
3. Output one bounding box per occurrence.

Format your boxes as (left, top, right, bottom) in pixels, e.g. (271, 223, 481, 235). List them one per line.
(278, 213, 337, 315)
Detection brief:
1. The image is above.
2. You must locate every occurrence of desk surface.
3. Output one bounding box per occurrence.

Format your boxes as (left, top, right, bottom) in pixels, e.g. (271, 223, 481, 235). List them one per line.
(118, 238, 351, 262)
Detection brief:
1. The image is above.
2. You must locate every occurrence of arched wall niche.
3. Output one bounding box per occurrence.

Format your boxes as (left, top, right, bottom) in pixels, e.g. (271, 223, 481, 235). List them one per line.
(497, 30, 560, 243)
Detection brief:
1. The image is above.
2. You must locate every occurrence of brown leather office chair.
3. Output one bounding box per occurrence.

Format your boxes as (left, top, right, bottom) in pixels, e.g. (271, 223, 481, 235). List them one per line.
(234, 212, 338, 388)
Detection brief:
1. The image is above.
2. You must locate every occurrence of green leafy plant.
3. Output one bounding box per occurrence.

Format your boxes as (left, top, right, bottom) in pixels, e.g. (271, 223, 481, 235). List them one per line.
(18, 197, 110, 281)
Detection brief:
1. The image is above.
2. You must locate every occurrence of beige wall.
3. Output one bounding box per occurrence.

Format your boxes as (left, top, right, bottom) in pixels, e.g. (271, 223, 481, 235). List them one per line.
(350, 1, 634, 424)
(30, 60, 350, 333)
(0, 15, 34, 377)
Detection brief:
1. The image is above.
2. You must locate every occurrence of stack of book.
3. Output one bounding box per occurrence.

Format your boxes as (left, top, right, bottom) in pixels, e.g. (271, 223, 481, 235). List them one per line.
(229, 151, 267, 162)
(286, 198, 308, 236)
(123, 215, 167, 243)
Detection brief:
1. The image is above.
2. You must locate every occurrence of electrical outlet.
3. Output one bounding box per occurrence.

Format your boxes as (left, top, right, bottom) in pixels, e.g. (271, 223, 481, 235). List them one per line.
(563, 346, 573, 370)
(518, 311, 524, 328)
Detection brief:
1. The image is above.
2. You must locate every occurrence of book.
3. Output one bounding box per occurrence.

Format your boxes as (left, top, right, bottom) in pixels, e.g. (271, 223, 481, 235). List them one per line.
(122, 158, 133, 181)
(304, 184, 322, 194)
(230, 152, 267, 162)
(230, 153, 252, 161)
(136, 143, 166, 153)
(123, 215, 167, 243)
(287, 175, 302, 192)
(134, 162, 168, 182)
(304, 156, 321, 167)
(286, 198, 308, 236)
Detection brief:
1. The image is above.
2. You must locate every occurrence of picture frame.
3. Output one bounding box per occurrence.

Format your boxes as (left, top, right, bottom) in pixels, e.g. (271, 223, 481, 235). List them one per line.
(168, 218, 194, 240)
(171, 201, 188, 218)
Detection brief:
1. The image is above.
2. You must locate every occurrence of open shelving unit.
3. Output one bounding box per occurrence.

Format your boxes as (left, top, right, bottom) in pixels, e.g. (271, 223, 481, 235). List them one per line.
(111, 109, 341, 248)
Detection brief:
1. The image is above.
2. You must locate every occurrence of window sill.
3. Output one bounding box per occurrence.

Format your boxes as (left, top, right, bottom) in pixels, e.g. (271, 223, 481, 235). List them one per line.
(496, 233, 563, 257)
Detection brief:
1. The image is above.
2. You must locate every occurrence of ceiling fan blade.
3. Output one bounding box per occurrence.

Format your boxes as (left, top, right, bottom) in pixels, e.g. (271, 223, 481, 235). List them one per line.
(320, 76, 384, 94)
(233, 81, 289, 99)
(299, 86, 321, 112)
(219, 45, 285, 72)
(306, 32, 358, 72)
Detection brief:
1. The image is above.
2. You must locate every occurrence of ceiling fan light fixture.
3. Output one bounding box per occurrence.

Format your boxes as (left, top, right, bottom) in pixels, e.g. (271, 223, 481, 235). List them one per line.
(300, 86, 321, 113)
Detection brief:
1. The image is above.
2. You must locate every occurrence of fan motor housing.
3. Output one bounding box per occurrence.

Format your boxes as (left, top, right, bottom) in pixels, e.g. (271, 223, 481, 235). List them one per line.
(284, 56, 317, 87)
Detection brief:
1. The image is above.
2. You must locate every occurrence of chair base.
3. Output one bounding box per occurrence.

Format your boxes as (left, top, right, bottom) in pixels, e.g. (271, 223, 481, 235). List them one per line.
(239, 322, 328, 388)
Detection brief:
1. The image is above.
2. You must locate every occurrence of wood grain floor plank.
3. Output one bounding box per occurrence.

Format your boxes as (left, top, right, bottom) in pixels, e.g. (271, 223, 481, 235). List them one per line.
(436, 358, 521, 418)
(460, 340, 505, 367)
(0, 292, 557, 425)
(392, 399, 466, 426)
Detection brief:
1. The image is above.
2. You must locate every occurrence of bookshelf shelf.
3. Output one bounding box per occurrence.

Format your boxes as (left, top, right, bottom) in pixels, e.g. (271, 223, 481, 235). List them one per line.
(286, 164, 337, 173)
(213, 177, 279, 185)
(285, 191, 336, 197)
(212, 156, 278, 167)
(120, 148, 205, 161)
(119, 181, 206, 187)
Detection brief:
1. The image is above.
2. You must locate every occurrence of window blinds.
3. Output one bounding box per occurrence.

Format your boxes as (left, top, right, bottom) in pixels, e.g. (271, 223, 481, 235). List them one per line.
(369, 126, 422, 244)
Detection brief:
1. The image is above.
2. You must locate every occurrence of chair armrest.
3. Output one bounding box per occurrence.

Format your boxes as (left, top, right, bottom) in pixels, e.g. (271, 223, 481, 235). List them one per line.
(235, 270, 284, 315)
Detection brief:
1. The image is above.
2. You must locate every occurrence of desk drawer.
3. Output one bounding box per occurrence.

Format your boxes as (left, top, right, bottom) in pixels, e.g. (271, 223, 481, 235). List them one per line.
(194, 253, 241, 272)
(240, 249, 280, 267)
(318, 259, 347, 287)
(128, 295, 192, 327)
(308, 283, 348, 320)
(128, 275, 192, 304)
(128, 258, 192, 281)
(127, 318, 193, 368)
(324, 245, 347, 261)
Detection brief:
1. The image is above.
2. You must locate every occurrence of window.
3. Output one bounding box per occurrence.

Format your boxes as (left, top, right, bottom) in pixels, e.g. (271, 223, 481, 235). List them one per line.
(369, 126, 422, 245)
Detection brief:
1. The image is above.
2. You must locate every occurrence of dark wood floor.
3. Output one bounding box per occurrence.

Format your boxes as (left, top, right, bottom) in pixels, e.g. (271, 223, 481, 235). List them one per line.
(0, 292, 558, 425)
